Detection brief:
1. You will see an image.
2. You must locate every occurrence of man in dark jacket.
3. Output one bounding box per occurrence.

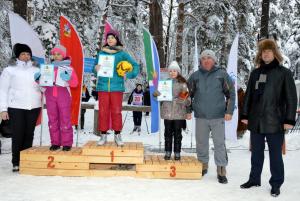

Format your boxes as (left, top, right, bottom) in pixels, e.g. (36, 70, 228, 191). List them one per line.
(187, 49, 235, 184)
(240, 39, 297, 197)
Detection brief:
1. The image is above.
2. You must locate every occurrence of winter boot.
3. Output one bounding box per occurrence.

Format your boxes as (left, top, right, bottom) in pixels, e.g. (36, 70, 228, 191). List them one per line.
(271, 187, 280, 197)
(202, 163, 208, 176)
(164, 151, 171, 160)
(62, 146, 72, 151)
(49, 145, 60, 151)
(97, 134, 107, 146)
(174, 152, 181, 160)
(12, 165, 19, 172)
(114, 133, 124, 146)
(137, 126, 141, 135)
(131, 126, 137, 134)
(217, 166, 228, 184)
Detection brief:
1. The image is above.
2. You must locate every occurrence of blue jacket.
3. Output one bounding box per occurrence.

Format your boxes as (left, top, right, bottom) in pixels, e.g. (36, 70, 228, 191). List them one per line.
(94, 48, 139, 92)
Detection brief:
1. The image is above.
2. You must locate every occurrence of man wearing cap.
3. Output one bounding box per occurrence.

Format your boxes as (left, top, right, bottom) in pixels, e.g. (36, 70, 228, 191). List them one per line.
(187, 49, 235, 184)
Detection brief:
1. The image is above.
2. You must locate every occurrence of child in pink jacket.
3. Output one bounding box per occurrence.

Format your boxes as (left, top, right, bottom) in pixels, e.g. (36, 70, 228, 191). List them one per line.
(37, 45, 78, 151)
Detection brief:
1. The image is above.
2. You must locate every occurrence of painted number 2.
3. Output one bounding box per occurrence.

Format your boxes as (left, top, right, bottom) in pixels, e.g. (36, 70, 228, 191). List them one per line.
(47, 156, 55, 169)
(170, 165, 176, 177)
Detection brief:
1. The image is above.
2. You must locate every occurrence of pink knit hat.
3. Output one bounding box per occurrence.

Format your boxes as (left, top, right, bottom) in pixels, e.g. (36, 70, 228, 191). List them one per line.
(50, 45, 67, 58)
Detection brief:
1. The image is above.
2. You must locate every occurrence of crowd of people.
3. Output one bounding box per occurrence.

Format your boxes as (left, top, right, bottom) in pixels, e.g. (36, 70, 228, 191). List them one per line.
(0, 32, 297, 197)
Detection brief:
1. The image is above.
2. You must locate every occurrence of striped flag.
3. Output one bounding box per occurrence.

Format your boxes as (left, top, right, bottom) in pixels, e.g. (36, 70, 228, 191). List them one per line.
(60, 15, 84, 126)
(142, 27, 160, 133)
(225, 33, 239, 141)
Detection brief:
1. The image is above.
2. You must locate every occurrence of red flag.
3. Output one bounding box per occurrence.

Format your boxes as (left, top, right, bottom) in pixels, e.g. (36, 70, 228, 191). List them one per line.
(59, 16, 84, 125)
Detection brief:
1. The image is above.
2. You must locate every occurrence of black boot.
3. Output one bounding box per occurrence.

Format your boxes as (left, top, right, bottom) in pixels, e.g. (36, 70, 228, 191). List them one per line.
(202, 163, 208, 176)
(271, 187, 280, 197)
(62, 146, 72, 151)
(240, 181, 261, 189)
(164, 151, 171, 160)
(174, 152, 181, 160)
(49, 145, 60, 151)
(217, 166, 228, 184)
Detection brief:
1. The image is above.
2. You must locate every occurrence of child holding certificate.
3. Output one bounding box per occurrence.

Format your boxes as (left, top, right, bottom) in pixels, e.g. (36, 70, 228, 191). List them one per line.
(160, 61, 191, 160)
(94, 30, 139, 146)
(35, 45, 78, 151)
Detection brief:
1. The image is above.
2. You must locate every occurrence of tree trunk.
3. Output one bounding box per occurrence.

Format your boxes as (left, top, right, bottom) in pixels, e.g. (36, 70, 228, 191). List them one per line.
(260, 0, 270, 40)
(149, 0, 165, 68)
(13, 0, 27, 20)
(97, 0, 111, 51)
(175, 1, 185, 67)
(220, 13, 228, 68)
(165, 0, 174, 66)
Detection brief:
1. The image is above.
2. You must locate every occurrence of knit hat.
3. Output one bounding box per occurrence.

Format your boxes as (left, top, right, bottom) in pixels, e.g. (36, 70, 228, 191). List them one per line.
(104, 30, 123, 47)
(168, 61, 181, 72)
(200, 49, 217, 62)
(13, 43, 32, 58)
(50, 45, 67, 58)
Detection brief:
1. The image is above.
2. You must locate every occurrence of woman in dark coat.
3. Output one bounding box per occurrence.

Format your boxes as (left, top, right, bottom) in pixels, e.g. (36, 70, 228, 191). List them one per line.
(240, 39, 297, 197)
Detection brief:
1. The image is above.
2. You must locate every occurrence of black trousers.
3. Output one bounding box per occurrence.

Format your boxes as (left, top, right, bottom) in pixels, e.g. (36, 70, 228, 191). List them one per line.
(249, 132, 284, 188)
(80, 109, 86, 129)
(164, 119, 183, 153)
(8, 107, 41, 166)
(133, 111, 142, 126)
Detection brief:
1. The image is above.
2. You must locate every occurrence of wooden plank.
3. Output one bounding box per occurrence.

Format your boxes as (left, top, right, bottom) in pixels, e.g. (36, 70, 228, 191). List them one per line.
(136, 164, 201, 173)
(136, 171, 202, 180)
(20, 168, 137, 177)
(20, 161, 89, 170)
(20, 153, 144, 164)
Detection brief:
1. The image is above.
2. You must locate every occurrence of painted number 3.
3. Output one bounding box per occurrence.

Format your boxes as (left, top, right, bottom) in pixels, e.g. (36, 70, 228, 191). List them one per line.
(47, 156, 55, 169)
(170, 165, 176, 177)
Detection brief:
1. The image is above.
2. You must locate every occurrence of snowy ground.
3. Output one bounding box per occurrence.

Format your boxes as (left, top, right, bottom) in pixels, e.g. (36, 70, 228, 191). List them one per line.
(1, 106, 300, 201)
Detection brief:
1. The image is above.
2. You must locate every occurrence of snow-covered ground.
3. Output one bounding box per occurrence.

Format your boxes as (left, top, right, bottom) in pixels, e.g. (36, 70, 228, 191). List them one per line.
(1, 106, 300, 201)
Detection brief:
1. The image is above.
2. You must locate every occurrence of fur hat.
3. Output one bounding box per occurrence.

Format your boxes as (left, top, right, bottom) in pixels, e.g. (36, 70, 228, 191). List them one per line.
(50, 45, 67, 58)
(13, 43, 32, 58)
(258, 39, 278, 52)
(168, 61, 181, 72)
(200, 49, 217, 62)
(104, 30, 123, 47)
(255, 39, 283, 65)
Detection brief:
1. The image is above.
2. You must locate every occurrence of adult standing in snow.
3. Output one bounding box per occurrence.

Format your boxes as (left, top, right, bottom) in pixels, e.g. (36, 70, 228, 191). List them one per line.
(94, 30, 139, 146)
(240, 39, 297, 197)
(187, 50, 235, 184)
(0, 43, 42, 172)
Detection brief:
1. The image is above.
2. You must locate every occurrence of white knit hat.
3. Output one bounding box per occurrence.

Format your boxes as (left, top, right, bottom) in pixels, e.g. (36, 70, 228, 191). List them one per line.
(200, 49, 217, 62)
(168, 61, 181, 72)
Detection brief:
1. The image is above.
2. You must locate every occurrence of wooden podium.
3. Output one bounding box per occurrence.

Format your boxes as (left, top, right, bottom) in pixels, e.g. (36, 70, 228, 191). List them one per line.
(20, 141, 202, 180)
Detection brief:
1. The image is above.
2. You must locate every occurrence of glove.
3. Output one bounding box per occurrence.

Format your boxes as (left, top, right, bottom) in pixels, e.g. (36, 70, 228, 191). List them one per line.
(34, 72, 41, 81)
(60, 71, 71, 81)
(178, 91, 189, 100)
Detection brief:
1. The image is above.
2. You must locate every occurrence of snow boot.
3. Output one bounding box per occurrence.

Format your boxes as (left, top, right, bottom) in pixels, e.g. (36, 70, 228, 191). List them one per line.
(240, 181, 261, 189)
(97, 134, 107, 146)
(114, 133, 124, 146)
(217, 166, 228, 184)
(49, 145, 60, 151)
(164, 151, 171, 160)
(12, 165, 19, 172)
(174, 152, 181, 160)
(202, 163, 208, 176)
(271, 187, 280, 197)
(62, 146, 71, 151)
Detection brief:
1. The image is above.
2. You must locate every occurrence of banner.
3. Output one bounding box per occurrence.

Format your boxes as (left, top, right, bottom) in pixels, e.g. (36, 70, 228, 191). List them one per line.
(225, 34, 239, 141)
(60, 15, 84, 125)
(143, 27, 160, 133)
(8, 12, 45, 64)
(8, 12, 45, 126)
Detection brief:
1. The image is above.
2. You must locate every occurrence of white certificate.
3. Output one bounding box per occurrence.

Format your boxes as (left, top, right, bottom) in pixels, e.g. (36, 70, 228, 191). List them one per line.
(55, 66, 73, 87)
(97, 55, 115, 78)
(39, 64, 54, 86)
(157, 80, 173, 101)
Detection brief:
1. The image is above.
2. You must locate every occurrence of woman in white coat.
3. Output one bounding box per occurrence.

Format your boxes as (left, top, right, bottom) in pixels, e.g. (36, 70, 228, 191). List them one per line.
(0, 43, 42, 172)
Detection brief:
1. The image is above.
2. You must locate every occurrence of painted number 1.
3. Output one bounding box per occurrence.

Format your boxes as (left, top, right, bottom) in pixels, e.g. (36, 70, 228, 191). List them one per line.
(110, 151, 114, 162)
(170, 165, 176, 177)
(47, 156, 55, 169)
